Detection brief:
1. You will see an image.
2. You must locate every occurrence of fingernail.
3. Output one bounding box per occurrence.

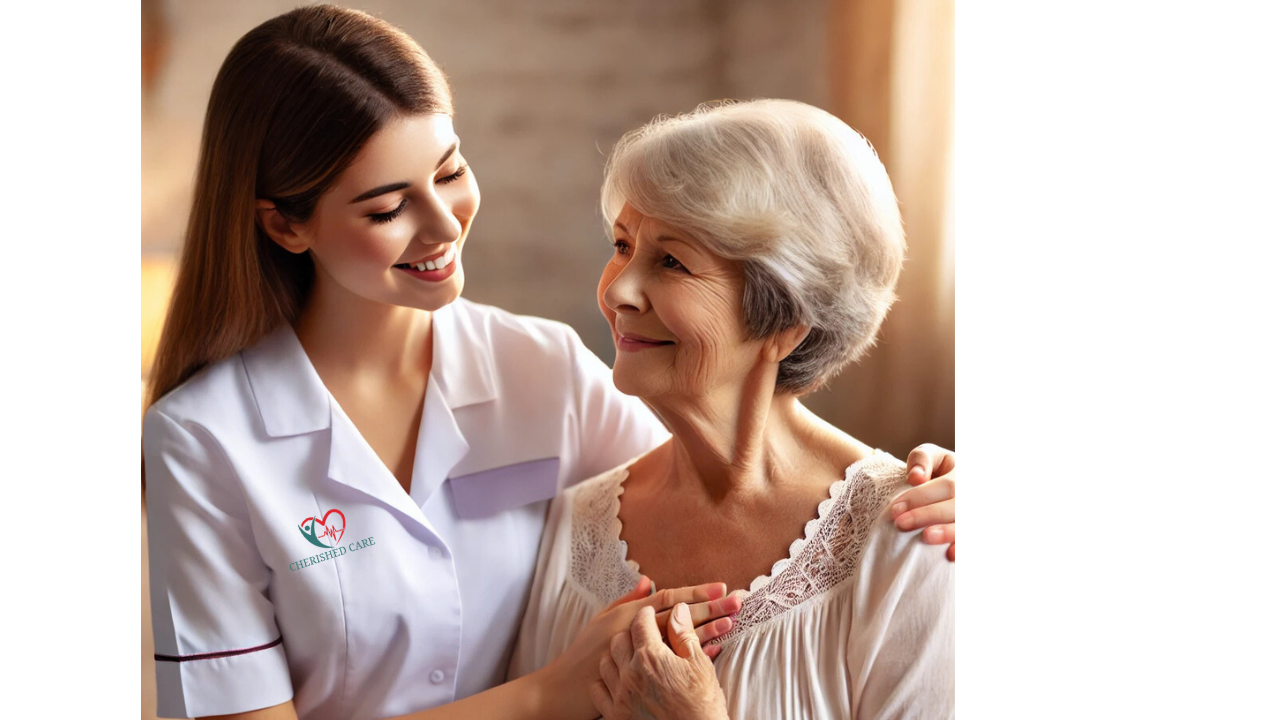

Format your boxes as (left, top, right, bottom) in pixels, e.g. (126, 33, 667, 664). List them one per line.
(891, 502, 907, 516)
(895, 512, 912, 529)
(676, 603, 691, 626)
(926, 526, 942, 541)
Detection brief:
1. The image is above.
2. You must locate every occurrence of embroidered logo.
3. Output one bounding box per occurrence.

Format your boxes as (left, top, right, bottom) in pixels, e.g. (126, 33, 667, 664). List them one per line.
(299, 508, 346, 549)
(290, 507, 376, 572)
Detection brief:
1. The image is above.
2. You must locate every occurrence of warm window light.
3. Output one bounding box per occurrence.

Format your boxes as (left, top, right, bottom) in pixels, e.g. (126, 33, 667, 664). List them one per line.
(142, 254, 177, 381)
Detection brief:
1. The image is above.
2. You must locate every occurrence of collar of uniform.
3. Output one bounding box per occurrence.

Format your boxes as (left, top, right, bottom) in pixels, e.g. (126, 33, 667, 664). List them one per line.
(240, 323, 332, 437)
(431, 299, 498, 409)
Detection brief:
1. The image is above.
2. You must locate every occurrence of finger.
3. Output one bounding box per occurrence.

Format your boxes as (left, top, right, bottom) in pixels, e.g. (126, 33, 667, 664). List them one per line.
(609, 627, 634, 669)
(655, 594, 742, 630)
(894, 499, 954, 531)
(605, 575, 653, 612)
(630, 604, 666, 652)
(598, 652, 620, 696)
(922, 523, 955, 545)
(639, 582, 728, 613)
(703, 642, 722, 661)
(947, 543, 956, 562)
(905, 444, 955, 485)
(667, 603, 703, 660)
(890, 477, 956, 517)
(896, 476, 957, 515)
(589, 680, 612, 719)
(694, 616, 734, 645)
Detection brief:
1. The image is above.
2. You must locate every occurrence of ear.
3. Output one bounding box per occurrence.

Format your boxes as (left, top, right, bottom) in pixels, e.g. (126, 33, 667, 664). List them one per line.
(762, 325, 811, 364)
(255, 199, 310, 254)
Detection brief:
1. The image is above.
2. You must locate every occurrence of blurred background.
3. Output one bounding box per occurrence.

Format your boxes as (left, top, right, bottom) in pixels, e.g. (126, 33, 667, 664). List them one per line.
(141, 0, 951, 715)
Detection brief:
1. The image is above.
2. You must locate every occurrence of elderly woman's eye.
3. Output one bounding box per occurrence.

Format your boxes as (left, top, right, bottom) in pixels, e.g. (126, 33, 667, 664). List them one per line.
(613, 240, 632, 256)
(661, 254, 687, 271)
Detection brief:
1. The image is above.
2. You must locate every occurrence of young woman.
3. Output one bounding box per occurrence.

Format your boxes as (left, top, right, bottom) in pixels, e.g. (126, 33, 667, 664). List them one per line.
(142, 6, 958, 720)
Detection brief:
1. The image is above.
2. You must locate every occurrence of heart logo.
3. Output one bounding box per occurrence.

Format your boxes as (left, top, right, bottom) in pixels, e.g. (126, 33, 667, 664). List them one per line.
(299, 508, 346, 549)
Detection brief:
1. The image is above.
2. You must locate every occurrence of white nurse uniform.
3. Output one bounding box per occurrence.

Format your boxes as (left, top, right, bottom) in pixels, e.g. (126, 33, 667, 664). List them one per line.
(144, 298, 667, 719)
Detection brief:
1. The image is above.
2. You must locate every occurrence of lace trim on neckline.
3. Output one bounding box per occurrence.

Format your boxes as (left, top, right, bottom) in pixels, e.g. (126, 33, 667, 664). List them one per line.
(568, 451, 906, 640)
(606, 451, 885, 597)
(741, 451, 883, 595)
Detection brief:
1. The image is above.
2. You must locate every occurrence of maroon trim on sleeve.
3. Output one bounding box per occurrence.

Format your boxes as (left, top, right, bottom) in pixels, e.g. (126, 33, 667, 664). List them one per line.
(154, 636, 283, 663)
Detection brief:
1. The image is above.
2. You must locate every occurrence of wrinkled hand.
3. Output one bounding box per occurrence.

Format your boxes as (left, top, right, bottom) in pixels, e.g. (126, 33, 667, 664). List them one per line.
(893, 443, 957, 561)
(542, 578, 739, 719)
(591, 604, 731, 720)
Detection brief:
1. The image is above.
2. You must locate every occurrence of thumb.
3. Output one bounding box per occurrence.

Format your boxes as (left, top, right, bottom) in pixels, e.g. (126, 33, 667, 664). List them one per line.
(667, 603, 701, 660)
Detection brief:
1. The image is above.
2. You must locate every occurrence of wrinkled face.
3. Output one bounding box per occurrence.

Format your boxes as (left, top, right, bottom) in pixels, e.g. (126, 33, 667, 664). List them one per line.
(598, 203, 762, 400)
(300, 113, 480, 311)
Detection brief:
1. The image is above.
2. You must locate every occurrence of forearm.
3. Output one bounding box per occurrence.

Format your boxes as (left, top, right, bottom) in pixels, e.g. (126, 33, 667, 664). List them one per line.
(205, 665, 587, 720)
(399, 662, 590, 720)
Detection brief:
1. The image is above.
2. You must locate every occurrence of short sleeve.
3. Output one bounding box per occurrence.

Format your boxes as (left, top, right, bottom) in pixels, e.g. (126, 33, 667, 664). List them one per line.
(567, 333, 670, 484)
(848, 518, 955, 720)
(144, 407, 294, 718)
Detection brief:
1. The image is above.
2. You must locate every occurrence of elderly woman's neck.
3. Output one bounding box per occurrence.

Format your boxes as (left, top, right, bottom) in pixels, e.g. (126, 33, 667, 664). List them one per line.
(647, 387, 860, 500)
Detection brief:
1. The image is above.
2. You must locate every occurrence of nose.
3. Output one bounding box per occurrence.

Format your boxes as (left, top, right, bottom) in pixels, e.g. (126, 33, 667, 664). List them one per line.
(415, 189, 463, 246)
(603, 256, 649, 315)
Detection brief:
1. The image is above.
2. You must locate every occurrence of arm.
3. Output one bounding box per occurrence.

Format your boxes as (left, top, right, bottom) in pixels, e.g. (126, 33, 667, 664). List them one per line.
(849, 519, 955, 720)
(206, 585, 737, 720)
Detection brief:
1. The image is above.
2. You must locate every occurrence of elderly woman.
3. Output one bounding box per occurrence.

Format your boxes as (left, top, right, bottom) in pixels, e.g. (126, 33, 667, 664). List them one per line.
(507, 99, 952, 719)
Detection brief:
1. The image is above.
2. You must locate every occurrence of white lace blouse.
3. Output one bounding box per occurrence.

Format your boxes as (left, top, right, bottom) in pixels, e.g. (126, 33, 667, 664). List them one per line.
(508, 451, 954, 720)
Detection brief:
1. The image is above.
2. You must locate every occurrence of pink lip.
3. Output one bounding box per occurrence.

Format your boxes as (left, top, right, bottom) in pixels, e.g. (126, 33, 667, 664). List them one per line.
(395, 256, 457, 282)
(616, 333, 674, 352)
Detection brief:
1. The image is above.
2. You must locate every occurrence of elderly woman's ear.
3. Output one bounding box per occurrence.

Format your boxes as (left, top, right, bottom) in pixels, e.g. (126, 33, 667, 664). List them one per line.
(762, 325, 811, 365)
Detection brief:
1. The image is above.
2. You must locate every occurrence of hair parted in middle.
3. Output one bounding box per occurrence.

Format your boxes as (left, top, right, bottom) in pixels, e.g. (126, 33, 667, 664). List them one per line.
(600, 98, 906, 395)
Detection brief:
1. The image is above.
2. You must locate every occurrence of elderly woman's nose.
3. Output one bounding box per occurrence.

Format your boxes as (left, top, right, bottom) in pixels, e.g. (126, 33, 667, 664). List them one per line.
(603, 261, 649, 314)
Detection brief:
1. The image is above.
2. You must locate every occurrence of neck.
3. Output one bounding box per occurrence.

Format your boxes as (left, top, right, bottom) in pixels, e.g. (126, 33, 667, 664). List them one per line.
(293, 269, 433, 382)
(644, 363, 860, 501)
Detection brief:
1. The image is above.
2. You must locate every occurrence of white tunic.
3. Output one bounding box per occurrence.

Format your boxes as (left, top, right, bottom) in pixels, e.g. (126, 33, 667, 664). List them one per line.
(508, 451, 954, 720)
(144, 298, 668, 719)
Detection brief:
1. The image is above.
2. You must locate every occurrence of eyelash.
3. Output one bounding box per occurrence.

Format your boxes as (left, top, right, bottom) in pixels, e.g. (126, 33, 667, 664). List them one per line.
(367, 165, 470, 224)
(369, 198, 408, 224)
(612, 240, 687, 272)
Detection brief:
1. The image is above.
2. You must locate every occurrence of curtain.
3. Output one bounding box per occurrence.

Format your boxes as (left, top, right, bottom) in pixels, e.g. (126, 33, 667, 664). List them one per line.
(808, 0, 955, 457)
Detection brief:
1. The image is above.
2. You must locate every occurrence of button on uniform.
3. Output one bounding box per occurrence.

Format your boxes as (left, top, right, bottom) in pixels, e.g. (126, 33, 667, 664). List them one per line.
(429, 669, 446, 684)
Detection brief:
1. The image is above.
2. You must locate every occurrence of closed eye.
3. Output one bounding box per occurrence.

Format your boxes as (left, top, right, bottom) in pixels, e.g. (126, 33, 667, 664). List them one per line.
(368, 198, 408, 224)
(438, 165, 469, 184)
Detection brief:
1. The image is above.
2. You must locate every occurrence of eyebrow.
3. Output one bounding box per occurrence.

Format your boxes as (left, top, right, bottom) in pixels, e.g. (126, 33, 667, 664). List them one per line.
(348, 141, 460, 204)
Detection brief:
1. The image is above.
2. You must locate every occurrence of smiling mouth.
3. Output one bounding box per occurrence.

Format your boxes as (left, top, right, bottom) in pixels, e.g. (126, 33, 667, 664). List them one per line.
(617, 333, 675, 351)
(394, 245, 456, 272)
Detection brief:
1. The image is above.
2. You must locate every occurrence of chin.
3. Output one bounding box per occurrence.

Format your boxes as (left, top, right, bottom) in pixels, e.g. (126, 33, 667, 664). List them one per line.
(409, 268, 466, 312)
(610, 364, 663, 399)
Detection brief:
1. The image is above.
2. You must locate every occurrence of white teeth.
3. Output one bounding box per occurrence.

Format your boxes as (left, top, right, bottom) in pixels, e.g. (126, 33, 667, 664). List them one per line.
(403, 248, 456, 273)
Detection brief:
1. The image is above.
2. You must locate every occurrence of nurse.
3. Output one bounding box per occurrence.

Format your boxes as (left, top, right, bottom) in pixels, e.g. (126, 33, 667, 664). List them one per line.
(142, 5, 959, 720)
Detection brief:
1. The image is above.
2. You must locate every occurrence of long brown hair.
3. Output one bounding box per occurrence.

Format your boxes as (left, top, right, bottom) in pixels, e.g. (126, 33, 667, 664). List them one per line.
(146, 5, 452, 411)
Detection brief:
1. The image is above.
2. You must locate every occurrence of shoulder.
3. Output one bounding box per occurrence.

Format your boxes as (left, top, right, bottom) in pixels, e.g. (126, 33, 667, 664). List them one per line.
(450, 297, 587, 360)
(845, 452, 952, 599)
(144, 352, 256, 438)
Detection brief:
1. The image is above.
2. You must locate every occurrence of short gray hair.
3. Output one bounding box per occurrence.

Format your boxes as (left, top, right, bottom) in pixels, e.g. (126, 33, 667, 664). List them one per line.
(601, 99, 906, 394)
